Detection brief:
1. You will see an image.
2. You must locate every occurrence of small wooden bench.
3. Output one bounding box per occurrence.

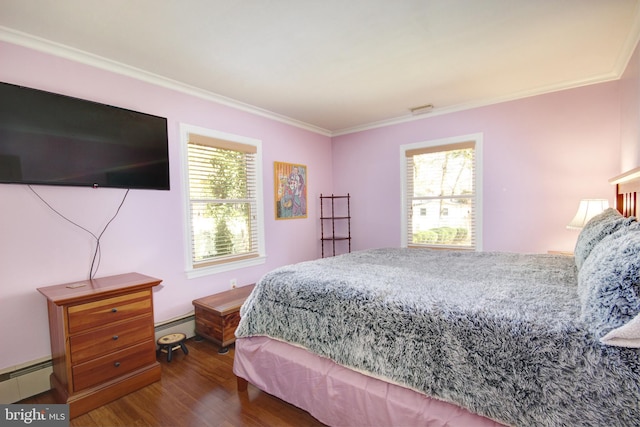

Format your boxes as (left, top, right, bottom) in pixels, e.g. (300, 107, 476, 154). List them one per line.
(192, 284, 255, 354)
(157, 333, 188, 362)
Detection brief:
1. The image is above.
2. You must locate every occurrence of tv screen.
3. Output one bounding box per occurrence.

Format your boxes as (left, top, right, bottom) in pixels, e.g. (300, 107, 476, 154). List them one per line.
(0, 81, 170, 190)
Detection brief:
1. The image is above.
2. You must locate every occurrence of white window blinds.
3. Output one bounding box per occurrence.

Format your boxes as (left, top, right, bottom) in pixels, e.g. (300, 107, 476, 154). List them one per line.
(187, 134, 259, 268)
(405, 141, 477, 249)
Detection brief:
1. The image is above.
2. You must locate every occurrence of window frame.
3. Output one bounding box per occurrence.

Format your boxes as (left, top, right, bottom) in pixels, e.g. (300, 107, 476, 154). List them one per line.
(180, 123, 266, 278)
(400, 133, 483, 251)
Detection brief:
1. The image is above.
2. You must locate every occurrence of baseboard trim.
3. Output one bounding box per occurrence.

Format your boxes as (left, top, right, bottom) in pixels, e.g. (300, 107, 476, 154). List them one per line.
(0, 359, 52, 382)
(1, 315, 196, 403)
(154, 314, 196, 337)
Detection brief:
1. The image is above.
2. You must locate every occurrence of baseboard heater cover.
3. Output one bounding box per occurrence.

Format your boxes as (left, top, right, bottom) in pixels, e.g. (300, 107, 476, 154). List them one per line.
(1, 315, 195, 403)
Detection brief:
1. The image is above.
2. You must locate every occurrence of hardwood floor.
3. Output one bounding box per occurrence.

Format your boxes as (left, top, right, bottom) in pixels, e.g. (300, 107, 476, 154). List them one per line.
(20, 338, 327, 427)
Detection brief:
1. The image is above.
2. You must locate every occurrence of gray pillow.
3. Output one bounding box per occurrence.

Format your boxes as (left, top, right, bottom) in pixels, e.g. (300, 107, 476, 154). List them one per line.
(574, 208, 633, 270)
(578, 225, 640, 341)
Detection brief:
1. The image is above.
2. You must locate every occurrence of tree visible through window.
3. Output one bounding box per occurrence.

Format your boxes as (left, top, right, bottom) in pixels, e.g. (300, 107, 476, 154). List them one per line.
(183, 127, 264, 272)
(403, 138, 479, 250)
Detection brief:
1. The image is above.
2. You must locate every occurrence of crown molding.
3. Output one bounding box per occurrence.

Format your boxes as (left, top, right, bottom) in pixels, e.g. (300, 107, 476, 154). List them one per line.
(0, 26, 332, 137)
(613, 2, 640, 79)
(334, 74, 620, 137)
(334, 5, 640, 137)
(2, 15, 638, 140)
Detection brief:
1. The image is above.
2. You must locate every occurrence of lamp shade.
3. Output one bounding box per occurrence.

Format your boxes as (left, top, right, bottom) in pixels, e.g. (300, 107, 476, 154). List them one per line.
(567, 199, 609, 229)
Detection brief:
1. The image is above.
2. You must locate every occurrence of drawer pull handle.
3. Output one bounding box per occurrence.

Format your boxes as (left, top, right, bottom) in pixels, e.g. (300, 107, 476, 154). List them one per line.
(114, 362, 121, 367)
(112, 335, 119, 340)
(111, 308, 118, 313)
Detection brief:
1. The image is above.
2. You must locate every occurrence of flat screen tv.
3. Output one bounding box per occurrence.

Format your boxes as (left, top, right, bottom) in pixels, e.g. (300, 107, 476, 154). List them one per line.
(0, 81, 170, 190)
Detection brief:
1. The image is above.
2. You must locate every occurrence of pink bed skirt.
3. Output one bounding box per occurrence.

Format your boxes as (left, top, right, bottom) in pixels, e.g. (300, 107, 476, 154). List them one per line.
(233, 336, 506, 427)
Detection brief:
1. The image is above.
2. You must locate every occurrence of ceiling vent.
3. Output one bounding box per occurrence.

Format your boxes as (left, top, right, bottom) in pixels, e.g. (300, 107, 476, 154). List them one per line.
(409, 104, 434, 115)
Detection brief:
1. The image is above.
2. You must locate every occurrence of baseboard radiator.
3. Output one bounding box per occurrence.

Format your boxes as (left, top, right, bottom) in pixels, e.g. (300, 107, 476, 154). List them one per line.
(0, 315, 196, 403)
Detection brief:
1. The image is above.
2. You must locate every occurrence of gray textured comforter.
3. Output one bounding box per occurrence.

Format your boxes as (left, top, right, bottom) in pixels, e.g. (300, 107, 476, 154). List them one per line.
(236, 248, 640, 426)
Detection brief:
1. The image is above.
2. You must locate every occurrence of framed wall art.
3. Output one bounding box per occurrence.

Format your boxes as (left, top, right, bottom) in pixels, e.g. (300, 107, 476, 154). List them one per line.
(274, 161, 307, 219)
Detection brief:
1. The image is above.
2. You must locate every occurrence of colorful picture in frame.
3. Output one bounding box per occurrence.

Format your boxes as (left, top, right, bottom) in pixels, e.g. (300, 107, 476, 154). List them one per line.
(274, 161, 307, 219)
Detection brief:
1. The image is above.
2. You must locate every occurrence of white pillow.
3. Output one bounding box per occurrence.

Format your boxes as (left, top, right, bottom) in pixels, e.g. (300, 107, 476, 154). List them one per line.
(600, 313, 640, 348)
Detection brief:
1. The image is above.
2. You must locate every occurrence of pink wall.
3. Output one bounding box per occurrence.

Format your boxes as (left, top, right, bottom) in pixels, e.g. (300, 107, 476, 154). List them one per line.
(332, 82, 621, 253)
(0, 42, 333, 370)
(0, 38, 630, 373)
(620, 41, 640, 171)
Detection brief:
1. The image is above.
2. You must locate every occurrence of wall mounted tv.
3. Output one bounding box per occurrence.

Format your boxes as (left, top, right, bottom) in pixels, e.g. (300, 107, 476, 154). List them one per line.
(0, 81, 170, 190)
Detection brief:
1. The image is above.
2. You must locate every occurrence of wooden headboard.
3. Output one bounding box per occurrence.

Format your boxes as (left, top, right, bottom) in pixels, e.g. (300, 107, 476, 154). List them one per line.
(610, 167, 640, 217)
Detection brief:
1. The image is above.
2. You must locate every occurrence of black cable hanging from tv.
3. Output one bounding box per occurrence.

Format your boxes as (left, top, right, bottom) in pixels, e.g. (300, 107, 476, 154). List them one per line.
(28, 185, 130, 279)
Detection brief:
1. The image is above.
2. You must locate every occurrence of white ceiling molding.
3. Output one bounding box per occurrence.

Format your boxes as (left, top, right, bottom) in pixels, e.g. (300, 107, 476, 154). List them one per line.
(1, 1, 639, 137)
(333, 69, 623, 137)
(0, 26, 333, 137)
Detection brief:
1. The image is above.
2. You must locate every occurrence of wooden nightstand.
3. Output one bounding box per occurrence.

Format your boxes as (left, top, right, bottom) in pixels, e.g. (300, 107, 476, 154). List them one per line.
(37, 273, 162, 419)
(192, 284, 255, 354)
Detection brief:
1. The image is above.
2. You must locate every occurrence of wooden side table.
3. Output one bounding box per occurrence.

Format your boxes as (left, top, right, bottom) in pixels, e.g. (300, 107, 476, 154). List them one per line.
(37, 272, 162, 419)
(192, 284, 255, 354)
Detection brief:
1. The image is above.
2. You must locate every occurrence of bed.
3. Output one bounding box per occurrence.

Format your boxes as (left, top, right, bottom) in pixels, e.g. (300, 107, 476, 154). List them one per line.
(233, 169, 640, 426)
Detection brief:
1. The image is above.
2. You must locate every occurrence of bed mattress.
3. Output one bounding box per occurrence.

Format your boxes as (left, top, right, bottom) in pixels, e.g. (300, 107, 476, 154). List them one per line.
(236, 248, 640, 426)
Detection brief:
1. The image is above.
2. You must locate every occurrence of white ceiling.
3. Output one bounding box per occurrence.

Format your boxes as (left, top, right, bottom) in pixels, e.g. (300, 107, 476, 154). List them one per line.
(0, 0, 639, 135)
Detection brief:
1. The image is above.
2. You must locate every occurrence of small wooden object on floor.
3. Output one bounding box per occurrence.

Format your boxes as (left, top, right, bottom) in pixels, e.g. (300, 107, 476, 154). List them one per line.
(157, 333, 188, 362)
(192, 284, 255, 354)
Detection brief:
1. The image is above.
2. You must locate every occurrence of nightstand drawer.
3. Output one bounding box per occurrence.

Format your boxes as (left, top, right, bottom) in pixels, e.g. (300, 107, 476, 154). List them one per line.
(68, 290, 152, 334)
(72, 340, 156, 392)
(70, 315, 154, 364)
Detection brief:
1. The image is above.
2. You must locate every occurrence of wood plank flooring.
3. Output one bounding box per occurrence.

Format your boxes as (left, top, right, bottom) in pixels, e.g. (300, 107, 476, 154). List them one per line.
(20, 338, 326, 427)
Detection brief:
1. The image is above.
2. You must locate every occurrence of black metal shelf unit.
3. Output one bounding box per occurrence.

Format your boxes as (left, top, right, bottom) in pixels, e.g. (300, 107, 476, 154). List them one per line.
(320, 193, 351, 257)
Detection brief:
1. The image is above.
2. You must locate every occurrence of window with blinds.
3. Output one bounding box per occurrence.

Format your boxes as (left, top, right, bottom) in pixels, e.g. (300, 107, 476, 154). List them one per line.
(402, 137, 480, 250)
(185, 130, 263, 270)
